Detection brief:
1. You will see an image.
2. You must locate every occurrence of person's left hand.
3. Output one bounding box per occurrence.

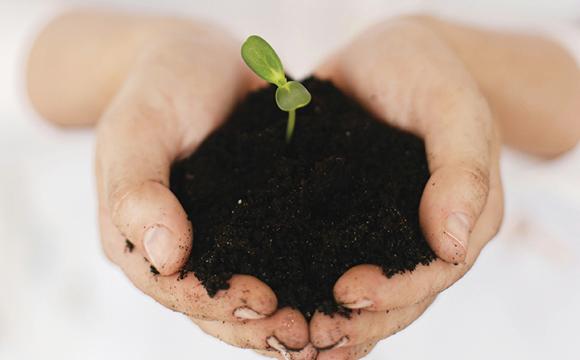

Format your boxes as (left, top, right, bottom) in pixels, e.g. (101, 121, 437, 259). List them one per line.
(309, 18, 504, 359)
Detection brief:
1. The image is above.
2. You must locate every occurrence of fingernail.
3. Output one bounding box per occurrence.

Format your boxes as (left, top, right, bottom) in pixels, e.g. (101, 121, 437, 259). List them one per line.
(330, 336, 349, 350)
(143, 225, 177, 272)
(444, 212, 471, 252)
(234, 306, 266, 320)
(319, 336, 350, 351)
(342, 298, 373, 309)
(266, 336, 291, 360)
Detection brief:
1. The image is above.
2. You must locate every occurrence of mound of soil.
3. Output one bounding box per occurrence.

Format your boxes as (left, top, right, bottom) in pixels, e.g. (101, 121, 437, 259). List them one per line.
(170, 78, 435, 318)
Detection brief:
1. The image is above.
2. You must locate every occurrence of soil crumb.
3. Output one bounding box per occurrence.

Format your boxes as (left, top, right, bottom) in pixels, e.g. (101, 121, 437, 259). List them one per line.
(171, 78, 435, 318)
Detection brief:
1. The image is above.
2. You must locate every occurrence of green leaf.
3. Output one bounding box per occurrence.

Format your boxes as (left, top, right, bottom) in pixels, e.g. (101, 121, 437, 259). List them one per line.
(275, 81, 312, 111)
(241, 35, 287, 87)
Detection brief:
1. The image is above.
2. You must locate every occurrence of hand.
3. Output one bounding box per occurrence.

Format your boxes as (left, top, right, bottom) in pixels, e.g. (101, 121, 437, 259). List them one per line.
(92, 22, 314, 359)
(309, 18, 504, 359)
(32, 11, 577, 360)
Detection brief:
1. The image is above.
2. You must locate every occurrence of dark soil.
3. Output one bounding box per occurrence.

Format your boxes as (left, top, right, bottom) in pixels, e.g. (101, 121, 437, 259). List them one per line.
(170, 77, 435, 319)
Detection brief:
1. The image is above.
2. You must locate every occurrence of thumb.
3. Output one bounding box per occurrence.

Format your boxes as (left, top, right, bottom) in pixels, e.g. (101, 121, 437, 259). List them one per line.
(420, 164, 489, 264)
(96, 88, 192, 276)
(418, 90, 495, 264)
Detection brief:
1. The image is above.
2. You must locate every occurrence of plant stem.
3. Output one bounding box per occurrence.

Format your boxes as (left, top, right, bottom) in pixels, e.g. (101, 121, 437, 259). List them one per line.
(286, 109, 296, 143)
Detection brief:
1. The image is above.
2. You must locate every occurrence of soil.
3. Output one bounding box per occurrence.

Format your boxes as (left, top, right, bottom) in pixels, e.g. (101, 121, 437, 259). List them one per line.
(170, 77, 435, 319)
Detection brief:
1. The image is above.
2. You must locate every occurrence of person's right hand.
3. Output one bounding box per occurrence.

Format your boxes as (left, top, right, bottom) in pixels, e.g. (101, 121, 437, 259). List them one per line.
(29, 13, 316, 359)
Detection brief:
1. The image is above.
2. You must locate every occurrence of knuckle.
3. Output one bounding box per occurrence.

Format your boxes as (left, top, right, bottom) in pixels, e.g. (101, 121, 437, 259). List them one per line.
(460, 165, 490, 202)
(108, 181, 131, 216)
(108, 180, 145, 229)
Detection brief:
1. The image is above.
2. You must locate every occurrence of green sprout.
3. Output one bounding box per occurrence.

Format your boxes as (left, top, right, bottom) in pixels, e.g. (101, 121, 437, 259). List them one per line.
(241, 35, 311, 143)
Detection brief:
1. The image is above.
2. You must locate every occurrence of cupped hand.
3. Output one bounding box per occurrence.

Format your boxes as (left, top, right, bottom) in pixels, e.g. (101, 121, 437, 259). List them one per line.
(95, 26, 313, 359)
(310, 18, 504, 359)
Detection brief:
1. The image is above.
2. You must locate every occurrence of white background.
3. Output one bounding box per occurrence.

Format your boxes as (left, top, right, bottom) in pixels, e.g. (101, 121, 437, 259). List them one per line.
(0, 1, 579, 359)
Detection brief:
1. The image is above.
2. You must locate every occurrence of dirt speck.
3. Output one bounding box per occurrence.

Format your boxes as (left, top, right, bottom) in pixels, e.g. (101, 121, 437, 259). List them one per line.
(171, 78, 435, 318)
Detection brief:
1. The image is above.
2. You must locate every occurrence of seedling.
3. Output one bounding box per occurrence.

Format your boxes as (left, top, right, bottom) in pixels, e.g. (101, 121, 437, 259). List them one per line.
(241, 35, 311, 142)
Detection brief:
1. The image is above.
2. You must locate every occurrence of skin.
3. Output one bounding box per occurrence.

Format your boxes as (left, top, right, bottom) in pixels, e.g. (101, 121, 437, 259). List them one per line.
(309, 17, 580, 358)
(309, 19, 503, 358)
(29, 11, 311, 358)
(27, 10, 580, 360)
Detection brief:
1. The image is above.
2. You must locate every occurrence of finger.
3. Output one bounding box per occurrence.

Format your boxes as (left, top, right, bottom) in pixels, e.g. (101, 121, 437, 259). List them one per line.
(99, 198, 278, 321)
(191, 308, 310, 352)
(417, 89, 494, 263)
(311, 297, 434, 349)
(316, 339, 378, 360)
(253, 344, 318, 360)
(96, 89, 193, 275)
(94, 32, 248, 276)
(333, 153, 502, 311)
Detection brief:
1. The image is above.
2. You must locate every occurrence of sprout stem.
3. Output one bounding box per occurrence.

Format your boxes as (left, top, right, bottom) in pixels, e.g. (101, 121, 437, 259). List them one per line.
(286, 110, 296, 143)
